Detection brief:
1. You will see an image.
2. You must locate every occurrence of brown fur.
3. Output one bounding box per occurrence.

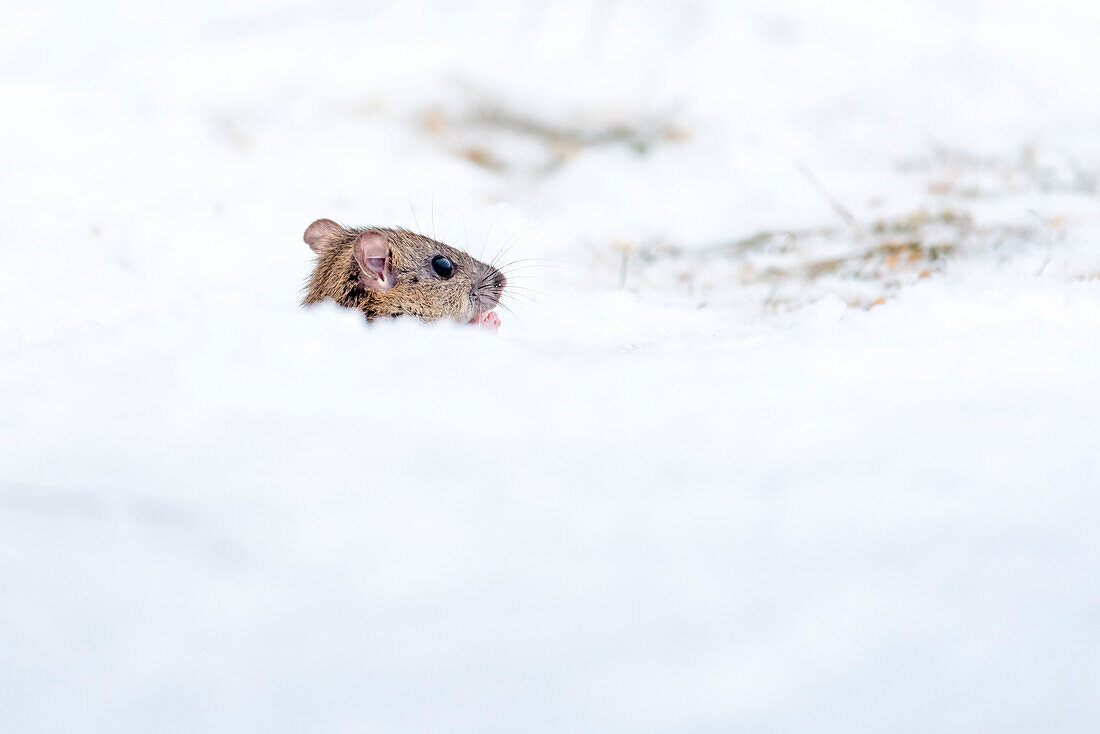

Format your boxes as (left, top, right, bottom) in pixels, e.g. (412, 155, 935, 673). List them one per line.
(302, 222, 505, 323)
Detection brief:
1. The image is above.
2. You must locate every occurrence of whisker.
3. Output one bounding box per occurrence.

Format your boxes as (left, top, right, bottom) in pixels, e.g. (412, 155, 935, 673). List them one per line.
(501, 293, 551, 313)
(480, 207, 503, 262)
(495, 300, 525, 326)
(501, 286, 547, 299)
(499, 257, 564, 265)
(502, 285, 556, 304)
(501, 278, 557, 289)
(500, 269, 565, 279)
(500, 288, 540, 302)
(499, 274, 560, 289)
(499, 258, 567, 269)
(490, 214, 551, 269)
(408, 194, 423, 237)
(461, 207, 470, 255)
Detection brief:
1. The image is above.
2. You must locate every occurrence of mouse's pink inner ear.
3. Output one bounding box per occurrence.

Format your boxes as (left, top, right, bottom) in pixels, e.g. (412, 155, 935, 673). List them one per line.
(353, 231, 396, 291)
(303, 218, 346, 254)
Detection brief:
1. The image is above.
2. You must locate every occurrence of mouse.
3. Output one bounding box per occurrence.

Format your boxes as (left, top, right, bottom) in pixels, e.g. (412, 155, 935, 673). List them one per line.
(301, 218, 506, 327)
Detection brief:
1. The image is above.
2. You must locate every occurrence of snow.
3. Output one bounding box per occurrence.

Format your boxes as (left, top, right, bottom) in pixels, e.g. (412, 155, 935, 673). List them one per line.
(2, 1, 1099, 731)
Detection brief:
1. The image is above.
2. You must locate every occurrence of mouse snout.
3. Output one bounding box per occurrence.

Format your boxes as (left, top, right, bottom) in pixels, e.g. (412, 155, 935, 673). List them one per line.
(472, 264, 507, 313)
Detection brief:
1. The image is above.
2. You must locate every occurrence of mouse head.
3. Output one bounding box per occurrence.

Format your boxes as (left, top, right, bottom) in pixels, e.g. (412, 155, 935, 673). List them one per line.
(304, 219, 506, 323)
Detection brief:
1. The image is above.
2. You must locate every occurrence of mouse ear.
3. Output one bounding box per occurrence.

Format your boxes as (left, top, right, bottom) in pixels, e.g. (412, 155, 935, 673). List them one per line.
(353, 231, 396, 291)
(304, 218, 346, 254)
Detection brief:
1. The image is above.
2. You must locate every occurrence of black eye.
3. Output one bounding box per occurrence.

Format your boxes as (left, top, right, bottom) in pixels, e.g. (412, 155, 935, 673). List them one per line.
(431, 255, 454, 279)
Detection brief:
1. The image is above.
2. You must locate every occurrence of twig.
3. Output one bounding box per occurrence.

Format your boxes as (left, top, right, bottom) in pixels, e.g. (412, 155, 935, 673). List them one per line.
(797, 163, 864, 240)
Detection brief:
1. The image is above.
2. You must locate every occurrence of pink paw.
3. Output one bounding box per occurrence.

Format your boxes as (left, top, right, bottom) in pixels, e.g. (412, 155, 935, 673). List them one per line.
(470, 311, 501, 330)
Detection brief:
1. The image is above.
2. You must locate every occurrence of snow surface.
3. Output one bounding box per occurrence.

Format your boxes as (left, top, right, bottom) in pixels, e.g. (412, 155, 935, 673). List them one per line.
(2, 1, 1100, 731)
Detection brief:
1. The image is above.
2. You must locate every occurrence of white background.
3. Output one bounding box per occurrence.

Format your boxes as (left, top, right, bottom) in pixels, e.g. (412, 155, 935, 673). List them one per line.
(2, 1, 1099, 731)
